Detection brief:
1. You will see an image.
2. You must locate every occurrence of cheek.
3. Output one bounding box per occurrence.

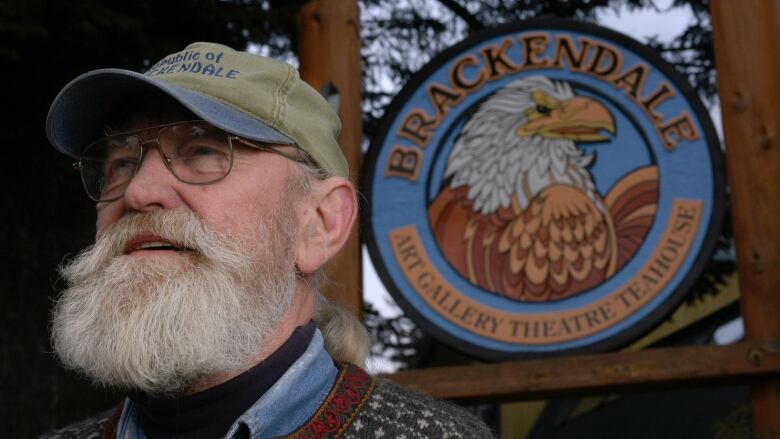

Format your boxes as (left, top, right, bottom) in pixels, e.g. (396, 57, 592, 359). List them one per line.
(95, 202, 126, 238)
(205, 176, 283, 224)
(189, 191, 264, 238)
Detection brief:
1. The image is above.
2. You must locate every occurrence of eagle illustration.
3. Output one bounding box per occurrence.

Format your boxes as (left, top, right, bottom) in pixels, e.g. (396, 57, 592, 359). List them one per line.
(428, 76, 658, 302)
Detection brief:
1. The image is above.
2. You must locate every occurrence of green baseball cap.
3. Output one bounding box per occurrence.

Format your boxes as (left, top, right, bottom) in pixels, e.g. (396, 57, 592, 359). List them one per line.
(46, 42, 348, 178)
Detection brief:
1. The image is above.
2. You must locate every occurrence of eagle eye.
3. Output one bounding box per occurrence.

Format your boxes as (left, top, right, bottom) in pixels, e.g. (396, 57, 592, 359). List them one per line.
(536, 104, 551, 115)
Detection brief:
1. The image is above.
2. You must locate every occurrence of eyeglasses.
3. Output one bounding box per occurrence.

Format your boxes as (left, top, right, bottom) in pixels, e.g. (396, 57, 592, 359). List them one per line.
(73, 120, 315, 202)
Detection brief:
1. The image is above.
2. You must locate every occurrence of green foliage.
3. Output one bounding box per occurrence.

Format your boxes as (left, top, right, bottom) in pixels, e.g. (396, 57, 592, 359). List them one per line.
(364, 302, 426, 369)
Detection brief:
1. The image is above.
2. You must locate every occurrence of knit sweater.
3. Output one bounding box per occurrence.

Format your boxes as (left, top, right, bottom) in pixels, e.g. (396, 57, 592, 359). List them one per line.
(40, 364, 495, 439)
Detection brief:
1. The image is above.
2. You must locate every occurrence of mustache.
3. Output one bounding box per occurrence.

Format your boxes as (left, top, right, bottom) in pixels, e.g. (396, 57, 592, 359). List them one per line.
(102, 210, 208, 254)
(61, 210, 250, 281)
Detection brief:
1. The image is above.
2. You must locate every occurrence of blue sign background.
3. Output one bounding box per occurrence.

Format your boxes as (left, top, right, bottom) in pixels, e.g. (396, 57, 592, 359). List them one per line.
(363, 21, 723, 357)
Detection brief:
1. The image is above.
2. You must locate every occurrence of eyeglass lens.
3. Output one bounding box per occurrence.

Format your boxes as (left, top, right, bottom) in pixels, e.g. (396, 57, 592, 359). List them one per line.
(79, 121, 233, 202)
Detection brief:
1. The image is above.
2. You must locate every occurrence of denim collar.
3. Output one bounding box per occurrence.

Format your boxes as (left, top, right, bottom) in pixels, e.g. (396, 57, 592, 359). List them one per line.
(116, 330, 339, 439)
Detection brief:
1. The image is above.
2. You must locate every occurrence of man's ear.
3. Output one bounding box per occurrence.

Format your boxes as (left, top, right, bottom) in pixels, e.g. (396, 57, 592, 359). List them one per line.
(295, 177, 357, 274)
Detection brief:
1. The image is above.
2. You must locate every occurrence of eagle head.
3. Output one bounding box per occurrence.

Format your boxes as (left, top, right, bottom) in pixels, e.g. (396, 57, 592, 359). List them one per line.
(443, 76, 615, 215)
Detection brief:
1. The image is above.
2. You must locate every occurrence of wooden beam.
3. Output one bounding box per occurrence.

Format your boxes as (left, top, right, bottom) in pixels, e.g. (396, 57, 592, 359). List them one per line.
(297, 0, 363, 318)
(710, 1, 780, 436)
(384, 341, 780, 402)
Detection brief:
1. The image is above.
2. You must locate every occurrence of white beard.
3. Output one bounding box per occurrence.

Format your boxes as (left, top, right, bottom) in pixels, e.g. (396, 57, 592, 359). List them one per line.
(51, 208, 298, 395)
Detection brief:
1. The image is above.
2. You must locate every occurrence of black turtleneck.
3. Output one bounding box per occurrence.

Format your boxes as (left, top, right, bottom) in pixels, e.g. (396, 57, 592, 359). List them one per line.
(131, 321, 317, 439)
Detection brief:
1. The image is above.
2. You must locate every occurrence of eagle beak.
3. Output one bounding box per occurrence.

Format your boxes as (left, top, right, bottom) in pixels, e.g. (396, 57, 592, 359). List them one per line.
(517, 96, 616, 142)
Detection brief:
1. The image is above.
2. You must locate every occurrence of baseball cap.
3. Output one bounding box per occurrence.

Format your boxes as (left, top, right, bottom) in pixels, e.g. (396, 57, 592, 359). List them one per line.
(46, 42, 348, 178)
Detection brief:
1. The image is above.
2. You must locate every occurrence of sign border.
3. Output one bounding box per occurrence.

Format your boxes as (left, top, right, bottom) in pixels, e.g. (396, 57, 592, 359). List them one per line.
(361, 18, 726, 360)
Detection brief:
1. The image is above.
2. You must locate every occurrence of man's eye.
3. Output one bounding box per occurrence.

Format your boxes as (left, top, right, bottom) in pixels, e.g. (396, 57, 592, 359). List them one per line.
(177, 143, 222, 158)
(109, 158, 136, 173)
(101, 157, 136, 190)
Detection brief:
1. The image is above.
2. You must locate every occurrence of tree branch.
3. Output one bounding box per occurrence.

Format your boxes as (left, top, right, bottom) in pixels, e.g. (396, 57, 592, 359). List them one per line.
(436, 0, 484, 31)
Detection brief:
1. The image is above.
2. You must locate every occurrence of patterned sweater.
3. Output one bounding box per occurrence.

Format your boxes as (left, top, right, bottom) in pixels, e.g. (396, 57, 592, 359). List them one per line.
(40, 364, 495, 439)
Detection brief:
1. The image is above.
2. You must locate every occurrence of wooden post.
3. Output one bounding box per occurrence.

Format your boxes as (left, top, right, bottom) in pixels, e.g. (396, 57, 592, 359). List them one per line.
(710, 1, 780, 436)
(297, 0, 363, 318)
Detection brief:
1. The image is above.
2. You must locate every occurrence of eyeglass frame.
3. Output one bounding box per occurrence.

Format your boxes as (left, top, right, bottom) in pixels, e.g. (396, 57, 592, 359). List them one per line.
(72, 119, 320, 202)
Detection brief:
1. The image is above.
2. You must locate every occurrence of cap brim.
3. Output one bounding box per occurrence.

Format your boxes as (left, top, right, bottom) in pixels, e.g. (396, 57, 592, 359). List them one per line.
(46, 69, 294, 158)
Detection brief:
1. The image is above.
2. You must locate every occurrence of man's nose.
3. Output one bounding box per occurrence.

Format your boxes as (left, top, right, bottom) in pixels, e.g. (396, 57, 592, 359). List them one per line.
(122, 147, 184, 212)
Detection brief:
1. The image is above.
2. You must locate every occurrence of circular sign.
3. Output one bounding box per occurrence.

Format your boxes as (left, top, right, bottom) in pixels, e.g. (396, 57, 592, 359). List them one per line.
(362, 19, 725, 359)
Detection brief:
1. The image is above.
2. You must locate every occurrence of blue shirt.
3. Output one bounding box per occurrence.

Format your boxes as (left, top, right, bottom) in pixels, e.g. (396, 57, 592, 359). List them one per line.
(115, 330, 339, 439)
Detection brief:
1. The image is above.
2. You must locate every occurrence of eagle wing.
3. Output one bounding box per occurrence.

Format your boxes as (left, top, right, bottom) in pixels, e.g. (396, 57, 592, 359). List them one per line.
(429, 184, 617, 301)
(428, 185, 513, 286)
(604, 165, 659, 270)
(496, 184, 617, 301)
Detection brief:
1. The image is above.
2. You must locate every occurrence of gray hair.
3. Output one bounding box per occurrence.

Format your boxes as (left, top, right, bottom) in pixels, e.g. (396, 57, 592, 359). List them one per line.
(290, 162, 372, 366)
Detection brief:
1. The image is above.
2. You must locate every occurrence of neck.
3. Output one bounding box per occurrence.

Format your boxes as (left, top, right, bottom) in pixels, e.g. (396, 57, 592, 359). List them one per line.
(185, 284, 317, 394)
(514, 139, 597, 210)
(132, 321, 317, 439)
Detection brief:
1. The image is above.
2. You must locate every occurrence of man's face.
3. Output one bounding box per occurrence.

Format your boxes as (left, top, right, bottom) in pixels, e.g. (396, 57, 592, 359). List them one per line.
(51, 111, 308, 394)
(94, 114, 299, 261)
